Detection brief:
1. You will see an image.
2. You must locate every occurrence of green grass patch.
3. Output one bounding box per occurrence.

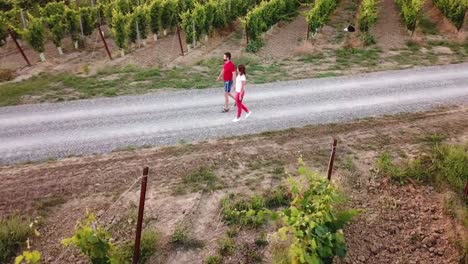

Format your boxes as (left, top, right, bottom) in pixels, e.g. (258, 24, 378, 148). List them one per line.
(0, 215, 32, 263)
(205, 255, 223, 264)
(217, 237, 235, 256)
(419, 16, 439, 35)
(170, 225, 204, 249)
(335, 48, 381, 67)
(221, 186, 290, 228)
(376, 144, 468, 194)
(175, 167, 222, 195)
(113, 229, 161, 264)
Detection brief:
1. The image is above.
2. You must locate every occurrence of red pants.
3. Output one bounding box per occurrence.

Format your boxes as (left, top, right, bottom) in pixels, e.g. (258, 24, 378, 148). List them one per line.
(236, 92, 249, 118)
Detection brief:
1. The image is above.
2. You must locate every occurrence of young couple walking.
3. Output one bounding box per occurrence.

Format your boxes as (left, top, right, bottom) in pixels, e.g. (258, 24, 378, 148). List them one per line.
(216, 52, 252, 122)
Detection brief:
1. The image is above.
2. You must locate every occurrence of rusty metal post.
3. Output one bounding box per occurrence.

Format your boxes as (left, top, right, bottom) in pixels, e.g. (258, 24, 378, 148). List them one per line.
(306, 24, 310, 41)
(176, 24, 184, 56)
(133, 167, 149, 264)
(8, 29, 31, 66)
(98, 25, 112, 60)
(327, 139, 338, 181)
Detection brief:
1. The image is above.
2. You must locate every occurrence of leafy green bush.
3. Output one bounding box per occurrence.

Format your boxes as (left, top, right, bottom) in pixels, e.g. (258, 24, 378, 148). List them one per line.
(161, 0, 177, 32)
(306, 0, 338, 34)
(244, 0, 299, 50)
(79, 6, 98, 37)
(41, 2, 67, 49)
(277, 160, 357, 263)
(128, 5, 149, 44)
(62, 212, 116, 264)
(14, 250, 41, 264)
(395, 0, 423, 34)
(0, 215, 31, 263)
(433, 0, 467, 30)
(358, 0, 378, 32)
(0, 12, 7, 46)
(64, 7, 81, 44)
(149, 0, 163, 37)
(111, 10, 128, 53)
(24, 16, 45, 53)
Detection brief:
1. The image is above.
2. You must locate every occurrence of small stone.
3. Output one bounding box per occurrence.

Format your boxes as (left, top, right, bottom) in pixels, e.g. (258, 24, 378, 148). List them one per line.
(429, 247, 434, 253)
(358, 256, 366, 262)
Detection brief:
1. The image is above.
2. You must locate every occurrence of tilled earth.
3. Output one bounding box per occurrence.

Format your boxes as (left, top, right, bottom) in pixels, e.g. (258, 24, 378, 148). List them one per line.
(0, 106, 467, 263)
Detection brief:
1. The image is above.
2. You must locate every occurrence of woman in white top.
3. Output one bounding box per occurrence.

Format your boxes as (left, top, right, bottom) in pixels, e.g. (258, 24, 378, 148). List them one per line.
(232, 64, 252, 122)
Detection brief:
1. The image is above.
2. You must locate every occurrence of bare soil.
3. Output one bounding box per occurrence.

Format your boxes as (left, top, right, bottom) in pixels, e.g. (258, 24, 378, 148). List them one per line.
(1, 106, 467, 263)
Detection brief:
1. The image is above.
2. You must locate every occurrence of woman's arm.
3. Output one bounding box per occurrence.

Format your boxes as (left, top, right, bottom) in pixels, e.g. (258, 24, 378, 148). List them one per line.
(241, 80, 246, 93)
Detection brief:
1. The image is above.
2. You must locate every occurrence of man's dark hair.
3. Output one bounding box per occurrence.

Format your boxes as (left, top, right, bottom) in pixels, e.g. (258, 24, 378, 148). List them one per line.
(224, 52, 231, 60)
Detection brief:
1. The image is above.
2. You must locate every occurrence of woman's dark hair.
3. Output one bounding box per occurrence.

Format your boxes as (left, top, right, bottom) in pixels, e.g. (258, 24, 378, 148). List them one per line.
(224, 52, 231, 60)
(238, 64, 246, 76)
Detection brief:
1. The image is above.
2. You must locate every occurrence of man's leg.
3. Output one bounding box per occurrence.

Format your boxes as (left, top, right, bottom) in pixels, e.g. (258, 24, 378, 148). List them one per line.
(224, 92, 229, 110)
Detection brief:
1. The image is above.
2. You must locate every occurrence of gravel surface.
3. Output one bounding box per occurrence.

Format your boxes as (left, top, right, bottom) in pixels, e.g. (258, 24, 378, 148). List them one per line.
(1, 63, 467, 165)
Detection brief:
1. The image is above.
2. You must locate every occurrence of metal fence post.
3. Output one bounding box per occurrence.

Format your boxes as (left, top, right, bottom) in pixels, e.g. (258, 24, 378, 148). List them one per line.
(327, 139, 338, 181)
(133, 167, 149, 264)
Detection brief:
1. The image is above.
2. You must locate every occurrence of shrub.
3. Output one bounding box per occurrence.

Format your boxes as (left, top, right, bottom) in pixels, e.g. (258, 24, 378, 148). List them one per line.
(62, 212, 115, 264)
(41, 2, 67, 49)
(277, 160, 357, 263)
(0, 12, 7, 47)
(128, 5, 149, 44)
(245, 0, 300, 46)
(64, 7, 81, 44)
(396, 0, 423, 34)
(79, 6, 98, 37)
(307, 0, 338, 34)
(24, 16, 45, 53)
(149, 0, 163, 36)
(111, 10, 128, 52)
(433, 0, 467, 30)
(161, 0, 177, 31)
(358, 0, 378, 32)
(0, 215, 31, 263)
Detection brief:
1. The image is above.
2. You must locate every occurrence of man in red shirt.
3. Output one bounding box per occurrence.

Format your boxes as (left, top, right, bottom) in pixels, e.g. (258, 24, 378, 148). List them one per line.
(217, 52, 236, 112)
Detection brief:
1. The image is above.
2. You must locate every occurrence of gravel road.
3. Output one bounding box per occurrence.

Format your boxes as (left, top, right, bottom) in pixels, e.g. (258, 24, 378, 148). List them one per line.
(1, 63, 467, 165)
